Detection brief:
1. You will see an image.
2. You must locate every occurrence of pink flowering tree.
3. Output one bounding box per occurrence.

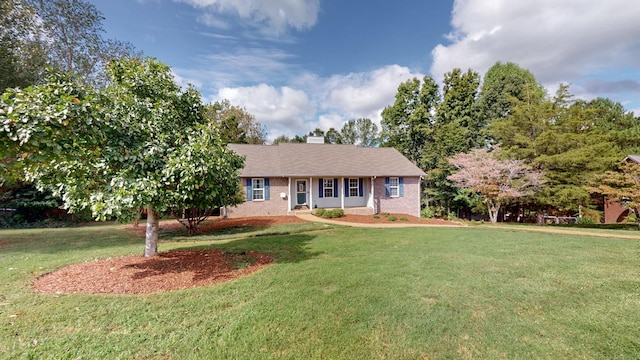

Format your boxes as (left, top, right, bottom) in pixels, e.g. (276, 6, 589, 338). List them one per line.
(448, 148, 545, 223)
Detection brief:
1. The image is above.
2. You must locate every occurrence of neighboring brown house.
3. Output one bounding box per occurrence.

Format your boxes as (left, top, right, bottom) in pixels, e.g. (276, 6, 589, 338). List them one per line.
(225, 141, 426, 218)
(603, 154, 640, 223)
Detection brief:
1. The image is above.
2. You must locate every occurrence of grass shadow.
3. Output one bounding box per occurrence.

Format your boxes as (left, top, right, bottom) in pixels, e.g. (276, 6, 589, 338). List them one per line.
(121, 233, 321, 284)
(161, 222, 331, 243)
(175, 233, 323, 264)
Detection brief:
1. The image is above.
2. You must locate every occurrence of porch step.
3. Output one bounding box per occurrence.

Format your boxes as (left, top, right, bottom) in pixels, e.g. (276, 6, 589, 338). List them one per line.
(294, 205, 310, 210)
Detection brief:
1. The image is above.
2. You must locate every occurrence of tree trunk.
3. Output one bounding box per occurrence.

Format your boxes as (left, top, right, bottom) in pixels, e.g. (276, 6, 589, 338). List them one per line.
(145, 204, 158, 257)
(488, 201, 500, 224)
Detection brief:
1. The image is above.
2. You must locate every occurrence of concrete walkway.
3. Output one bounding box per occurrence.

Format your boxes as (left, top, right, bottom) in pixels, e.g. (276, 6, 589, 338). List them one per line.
(294, 212, 466, 228)
(294, 213, 640, 238)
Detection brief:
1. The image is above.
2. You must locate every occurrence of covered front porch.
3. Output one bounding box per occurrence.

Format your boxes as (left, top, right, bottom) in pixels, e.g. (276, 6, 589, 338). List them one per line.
(285, 177, 375, 215)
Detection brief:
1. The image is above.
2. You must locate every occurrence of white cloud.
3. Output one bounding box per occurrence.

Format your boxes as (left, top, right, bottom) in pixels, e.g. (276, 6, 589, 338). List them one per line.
(313, 113, 344, 132)
(216, 83, 314, 130)
(321, 65, 420, 124)
(431, 0, 640, 94)
(211, 65, 424, 140)
(175, 0, 320, 35)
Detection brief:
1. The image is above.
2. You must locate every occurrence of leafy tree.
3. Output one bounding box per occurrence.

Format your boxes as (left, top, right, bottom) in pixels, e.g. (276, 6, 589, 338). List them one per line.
(29, 0, 140, 87)
(437, 68, 481, 149)
(490, 81, 551, 160)
(4, 184, 62, 222)
(340, 120, 357, 145)
(272, 135, 291, 145)
(0, 58, 244, 256)
(307, 128, 325, 138)
(381, 76, 439, 164)
(339, 118, 378, 146)
(355, 118, 379, 147)
(476, 62, 542, 124)
(324, 127, 342, 144)
(271, 134, 307, 144)
(420, 69, 480, 216)
(205, 99, 266, 144)
(0, 0, 48, 89)
(1, 0, 139, 89)
(291, 134, 307, 143)
(448, 148, 545, 223)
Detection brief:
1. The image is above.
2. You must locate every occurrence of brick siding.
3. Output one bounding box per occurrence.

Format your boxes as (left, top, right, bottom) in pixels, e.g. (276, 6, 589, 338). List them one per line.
(226, 177, 290, 217)
(373, 176, 421, 217)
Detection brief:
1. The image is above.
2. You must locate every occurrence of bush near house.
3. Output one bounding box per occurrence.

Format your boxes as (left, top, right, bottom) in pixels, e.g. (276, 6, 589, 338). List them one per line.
(314, 208, 344, 218)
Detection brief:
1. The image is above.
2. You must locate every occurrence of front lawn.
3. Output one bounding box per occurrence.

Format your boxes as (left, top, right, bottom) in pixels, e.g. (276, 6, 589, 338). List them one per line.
(1, 222, 638, 359)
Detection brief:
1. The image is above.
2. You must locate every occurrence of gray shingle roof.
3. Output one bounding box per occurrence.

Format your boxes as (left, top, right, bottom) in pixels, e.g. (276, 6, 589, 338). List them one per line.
(228, 143, 426, 178)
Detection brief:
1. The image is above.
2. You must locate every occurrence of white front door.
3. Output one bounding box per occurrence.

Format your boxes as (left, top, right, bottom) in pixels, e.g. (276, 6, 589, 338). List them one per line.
(296, 179, 307, 205)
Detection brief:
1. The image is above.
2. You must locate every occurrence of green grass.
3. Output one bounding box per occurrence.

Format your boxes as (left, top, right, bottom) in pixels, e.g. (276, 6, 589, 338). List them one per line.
(1, 222, 639, 359)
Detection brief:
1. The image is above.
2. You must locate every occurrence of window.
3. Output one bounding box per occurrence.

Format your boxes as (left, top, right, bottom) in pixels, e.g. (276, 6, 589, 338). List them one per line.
(323, 178, 334, 198)
(349, 178, 359, 197)
(252, 178, 264, 200)
(389, 177, 399, 197)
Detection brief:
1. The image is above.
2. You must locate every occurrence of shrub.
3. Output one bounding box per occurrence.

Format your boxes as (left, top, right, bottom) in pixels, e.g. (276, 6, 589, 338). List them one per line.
(576, 217, 595, 225)
(580, 208, 602, 223)
(388, 216, 397, 222)
(314, 208, 344, 219)
(400, 217, 408, 221)
(373, 215, 380, 219)
(421, 207, 437, 218)
(623, 212, 637, 224)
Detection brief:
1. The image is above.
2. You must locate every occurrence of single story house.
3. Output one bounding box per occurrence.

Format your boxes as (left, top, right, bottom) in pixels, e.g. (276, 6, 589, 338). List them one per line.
(225, 140, 426, 217)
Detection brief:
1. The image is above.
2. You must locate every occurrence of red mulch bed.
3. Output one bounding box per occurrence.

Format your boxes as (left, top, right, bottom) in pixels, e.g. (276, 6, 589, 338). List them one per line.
(32, 214, 458, 295)
(33, 250, 273, 295)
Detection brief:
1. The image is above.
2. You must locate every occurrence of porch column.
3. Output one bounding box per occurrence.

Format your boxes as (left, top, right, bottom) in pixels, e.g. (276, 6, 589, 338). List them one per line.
(288, 177, 292, 211)
(341, 177, 345, 209)
(371, 176, 376, 214)
(309, 177, 313, 209)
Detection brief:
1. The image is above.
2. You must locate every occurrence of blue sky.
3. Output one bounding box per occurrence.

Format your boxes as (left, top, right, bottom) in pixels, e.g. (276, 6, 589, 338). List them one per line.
(89, 0, 640, 141)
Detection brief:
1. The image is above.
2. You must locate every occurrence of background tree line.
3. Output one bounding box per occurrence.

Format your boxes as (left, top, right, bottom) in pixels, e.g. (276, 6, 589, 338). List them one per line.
(380, 63, 640, 221)
(272, 117, 380, 147)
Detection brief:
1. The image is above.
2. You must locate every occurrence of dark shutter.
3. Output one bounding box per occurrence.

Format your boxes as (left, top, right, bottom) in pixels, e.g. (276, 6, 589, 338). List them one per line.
(385, 177, 390, 197)
(264, 178, 270, 200)
(334, 178, 338, 197)
(344, 178, 349, 197)
(319, 178, 324, 198)
(246, 178, 253, 201)
(399, 177, 404, 197)
(358, 178, 364, 197)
